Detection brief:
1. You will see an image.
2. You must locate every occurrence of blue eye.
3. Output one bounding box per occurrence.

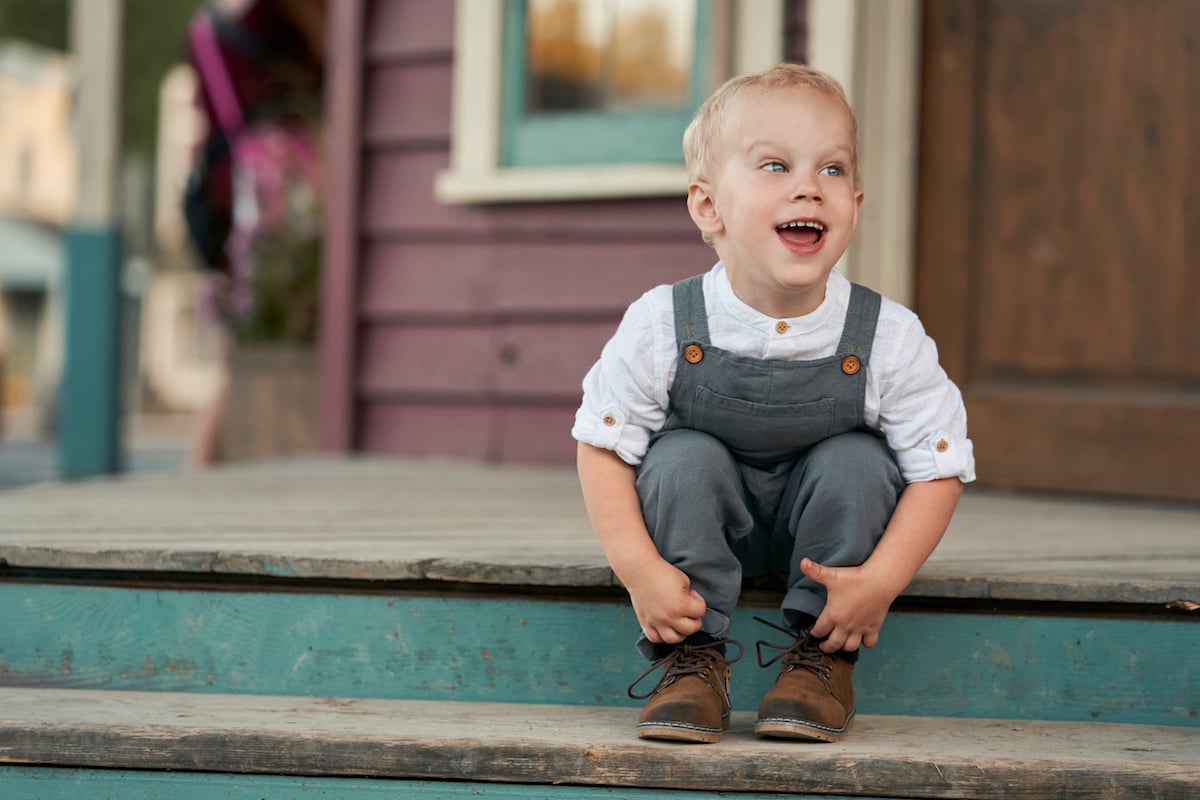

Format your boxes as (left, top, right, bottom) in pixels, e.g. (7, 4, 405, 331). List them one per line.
(762, 161, 787, 173)
(819, 164, 844, 177)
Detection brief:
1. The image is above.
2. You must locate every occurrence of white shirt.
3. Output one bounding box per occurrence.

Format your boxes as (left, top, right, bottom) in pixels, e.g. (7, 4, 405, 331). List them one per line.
(572, 263, 975, 484)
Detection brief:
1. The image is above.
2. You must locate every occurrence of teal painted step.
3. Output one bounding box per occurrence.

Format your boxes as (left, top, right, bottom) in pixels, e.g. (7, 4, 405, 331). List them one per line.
(0, 582, 1195, 726)
(0, 769, 876, 800)
(3, 689, 1196, 799)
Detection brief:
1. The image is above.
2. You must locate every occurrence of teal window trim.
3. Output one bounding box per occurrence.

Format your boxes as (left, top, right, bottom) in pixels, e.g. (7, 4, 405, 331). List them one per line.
(500, 0, 712, 168)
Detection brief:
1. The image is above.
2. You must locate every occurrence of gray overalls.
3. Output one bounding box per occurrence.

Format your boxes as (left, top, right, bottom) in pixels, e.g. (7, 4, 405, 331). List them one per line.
(635, 275, 904, 659)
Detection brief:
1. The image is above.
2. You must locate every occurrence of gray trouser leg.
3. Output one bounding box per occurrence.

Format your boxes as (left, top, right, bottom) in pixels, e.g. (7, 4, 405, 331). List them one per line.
(774, 431, 903, 626)
(635, 429, 754, 659)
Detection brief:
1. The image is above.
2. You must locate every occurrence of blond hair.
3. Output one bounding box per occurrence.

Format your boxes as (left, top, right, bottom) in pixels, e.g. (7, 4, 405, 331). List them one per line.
(682, 63, 860, 189)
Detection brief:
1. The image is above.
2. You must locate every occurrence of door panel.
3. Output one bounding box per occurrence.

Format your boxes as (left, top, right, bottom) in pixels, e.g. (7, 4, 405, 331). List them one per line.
(916, 0, 1200, 501)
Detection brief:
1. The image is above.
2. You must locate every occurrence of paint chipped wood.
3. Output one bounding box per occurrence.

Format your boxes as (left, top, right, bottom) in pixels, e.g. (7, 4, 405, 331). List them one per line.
(0, 458, 1198, 604)
(2, 456, 1200, 607)
(0, 689, 1196, 798)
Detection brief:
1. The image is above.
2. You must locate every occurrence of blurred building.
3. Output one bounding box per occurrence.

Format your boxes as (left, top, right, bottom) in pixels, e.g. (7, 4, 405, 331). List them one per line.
(0, 38, 223, 428)
(0, 42, 77, 225)
(0, 41, 75, 418)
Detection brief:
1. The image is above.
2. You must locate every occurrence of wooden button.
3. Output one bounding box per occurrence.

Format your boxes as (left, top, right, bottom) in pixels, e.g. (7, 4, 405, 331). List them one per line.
(936, 439, 949, 453)
(775, 321, 789, 334)
(602, 414, 617, 427)
(841, 355, 861, 375)
(684, 344, 704, 364)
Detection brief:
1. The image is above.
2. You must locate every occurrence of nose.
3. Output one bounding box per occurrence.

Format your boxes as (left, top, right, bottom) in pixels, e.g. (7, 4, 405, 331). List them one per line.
(791, 173, 822, 203)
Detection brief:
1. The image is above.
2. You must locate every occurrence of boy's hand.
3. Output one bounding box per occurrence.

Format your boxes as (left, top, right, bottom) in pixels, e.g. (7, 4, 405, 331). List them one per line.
(801, 557, 897, 653)
(622, 557, 707, 645)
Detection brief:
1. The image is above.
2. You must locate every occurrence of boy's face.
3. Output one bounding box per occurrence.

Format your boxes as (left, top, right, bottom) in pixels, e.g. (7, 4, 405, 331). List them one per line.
(688, 85, 863, 318)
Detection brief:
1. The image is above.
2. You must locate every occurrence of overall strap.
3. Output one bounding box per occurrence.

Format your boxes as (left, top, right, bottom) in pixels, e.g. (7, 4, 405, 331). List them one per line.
(836, 283, 883, 363)
(672, 275, 711, 347)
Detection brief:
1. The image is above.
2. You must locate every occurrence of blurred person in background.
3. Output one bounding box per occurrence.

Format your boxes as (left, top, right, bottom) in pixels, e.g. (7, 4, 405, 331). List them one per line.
(183, 0, 326, 464)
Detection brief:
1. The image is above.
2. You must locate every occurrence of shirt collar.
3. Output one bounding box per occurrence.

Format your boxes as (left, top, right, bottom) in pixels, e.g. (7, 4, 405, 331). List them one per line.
(711, 262, 847, 335)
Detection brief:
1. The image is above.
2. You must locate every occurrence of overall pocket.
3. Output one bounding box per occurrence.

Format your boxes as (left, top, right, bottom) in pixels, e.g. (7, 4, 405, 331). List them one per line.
(692, 385, 836, 460)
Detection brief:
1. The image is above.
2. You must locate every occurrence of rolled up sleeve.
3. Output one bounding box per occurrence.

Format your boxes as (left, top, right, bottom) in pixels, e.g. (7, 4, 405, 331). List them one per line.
(572, 291, 671, 466)
(877, 316, 976, 484)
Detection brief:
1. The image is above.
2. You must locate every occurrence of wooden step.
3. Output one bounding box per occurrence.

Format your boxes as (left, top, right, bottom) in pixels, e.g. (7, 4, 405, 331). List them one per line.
(2, 457, 1197, 738)
(0, 688, 1197, 799)
(1, 578, 1196, 726)
(2, 457, 1198, 605)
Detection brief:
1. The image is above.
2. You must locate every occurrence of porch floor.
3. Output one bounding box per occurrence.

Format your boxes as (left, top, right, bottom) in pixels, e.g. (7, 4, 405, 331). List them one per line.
(0, 455, 1196, 607)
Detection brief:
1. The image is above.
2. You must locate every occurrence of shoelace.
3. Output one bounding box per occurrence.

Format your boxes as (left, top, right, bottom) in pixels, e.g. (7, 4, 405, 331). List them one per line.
(627, 638, 744, 701)
(753, 616, 834, 692)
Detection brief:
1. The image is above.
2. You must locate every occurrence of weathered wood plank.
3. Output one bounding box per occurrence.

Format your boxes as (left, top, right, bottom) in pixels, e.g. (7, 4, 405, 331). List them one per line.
(1, 458, 1197, 605)
(0, 584, 1195, 724)
(0, 690, 1196, 798)
(0, 459, 601, 582)
(0, 768, 871, 800)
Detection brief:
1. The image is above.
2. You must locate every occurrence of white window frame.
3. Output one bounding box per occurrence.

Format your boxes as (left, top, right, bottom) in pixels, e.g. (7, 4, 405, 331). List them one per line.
(435, 0, 784, 204)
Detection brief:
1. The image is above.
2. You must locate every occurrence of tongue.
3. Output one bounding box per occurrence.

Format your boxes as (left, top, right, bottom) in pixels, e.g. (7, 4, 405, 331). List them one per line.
(778, 227, 820, 246)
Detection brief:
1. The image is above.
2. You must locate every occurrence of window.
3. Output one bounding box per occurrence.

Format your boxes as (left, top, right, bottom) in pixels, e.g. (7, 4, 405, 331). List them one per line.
(502, 0, 709, 167)
(436, 0, 783, 204)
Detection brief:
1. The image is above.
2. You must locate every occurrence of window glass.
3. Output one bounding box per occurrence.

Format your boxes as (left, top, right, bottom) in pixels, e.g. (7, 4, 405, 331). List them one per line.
(525, 0, 696, 113)
(503, 0, 707, 167)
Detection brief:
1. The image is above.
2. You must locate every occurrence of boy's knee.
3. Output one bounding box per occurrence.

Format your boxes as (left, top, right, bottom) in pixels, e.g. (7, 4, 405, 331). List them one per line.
(805, 432, 900, 491)
(639, 429, 739, 488)
(637, 430, 746, 520)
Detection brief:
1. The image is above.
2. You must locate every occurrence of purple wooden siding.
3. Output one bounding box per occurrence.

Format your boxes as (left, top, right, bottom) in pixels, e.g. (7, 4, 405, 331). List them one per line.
(325, 0, 807, 463)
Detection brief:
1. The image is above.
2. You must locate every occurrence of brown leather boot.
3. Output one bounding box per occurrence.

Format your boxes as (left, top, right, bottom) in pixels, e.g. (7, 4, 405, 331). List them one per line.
(628, 639, 743, 743)
(754, 620, 855, 742)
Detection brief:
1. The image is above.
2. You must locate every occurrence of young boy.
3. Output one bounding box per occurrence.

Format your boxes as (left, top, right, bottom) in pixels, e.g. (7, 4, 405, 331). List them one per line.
(573, 64, 975, 744)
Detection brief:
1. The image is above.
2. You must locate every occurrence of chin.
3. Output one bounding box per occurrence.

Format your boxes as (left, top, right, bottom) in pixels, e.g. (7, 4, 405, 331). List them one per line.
(777, 264, 835, 289)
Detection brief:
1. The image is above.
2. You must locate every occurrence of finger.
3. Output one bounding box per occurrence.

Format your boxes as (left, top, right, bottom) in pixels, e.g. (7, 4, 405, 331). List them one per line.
(657, 626, 686, 645)
(862, 630, 880, 649)
(810, 611, 834, 640)
(642, 625, 663, 644)
(685, 589, 707, 617)
(801, 557, 833, 587)
(820, 631, 847, 654)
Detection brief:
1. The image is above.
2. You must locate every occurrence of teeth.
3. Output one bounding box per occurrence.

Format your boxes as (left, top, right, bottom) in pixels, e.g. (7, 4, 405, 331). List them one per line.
(779, 220, 825, 231)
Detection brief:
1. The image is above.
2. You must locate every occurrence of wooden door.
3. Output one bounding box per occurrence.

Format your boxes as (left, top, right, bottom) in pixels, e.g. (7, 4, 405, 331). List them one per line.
(915, 0, 1200, 502)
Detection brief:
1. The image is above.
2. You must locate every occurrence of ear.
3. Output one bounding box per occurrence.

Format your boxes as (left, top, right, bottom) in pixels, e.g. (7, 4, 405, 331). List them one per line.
(848, 187, 864, 233)
(687, 180, 724, 241)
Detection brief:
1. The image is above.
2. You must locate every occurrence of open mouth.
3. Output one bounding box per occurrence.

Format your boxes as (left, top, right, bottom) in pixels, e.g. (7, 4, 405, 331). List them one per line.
(776, 219, 825, 248)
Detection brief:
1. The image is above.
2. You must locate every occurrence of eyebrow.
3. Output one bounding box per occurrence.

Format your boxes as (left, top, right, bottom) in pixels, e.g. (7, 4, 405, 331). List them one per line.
(744, 140, 854, 161)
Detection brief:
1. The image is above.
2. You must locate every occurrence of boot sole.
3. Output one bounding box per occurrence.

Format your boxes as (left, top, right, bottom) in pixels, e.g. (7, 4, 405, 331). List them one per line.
(637, 721, 723, 743)
(754, 714, 853, 743)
